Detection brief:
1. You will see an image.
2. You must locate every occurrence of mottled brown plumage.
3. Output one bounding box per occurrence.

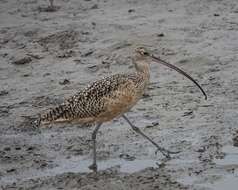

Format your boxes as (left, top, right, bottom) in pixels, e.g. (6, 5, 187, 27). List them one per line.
(40, 72, 149, 124)
(38, 47, 207, 172)
(40, 48, 152, 126)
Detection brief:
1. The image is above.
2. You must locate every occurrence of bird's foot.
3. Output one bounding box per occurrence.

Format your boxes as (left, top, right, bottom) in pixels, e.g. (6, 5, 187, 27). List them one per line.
(88, 163, 97, 172)
(155, 147, 180, 159)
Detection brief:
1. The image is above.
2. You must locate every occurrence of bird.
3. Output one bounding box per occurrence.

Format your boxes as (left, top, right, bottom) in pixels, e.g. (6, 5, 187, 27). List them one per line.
(36, 47, 207, 172)
(49, 0, 54, 8)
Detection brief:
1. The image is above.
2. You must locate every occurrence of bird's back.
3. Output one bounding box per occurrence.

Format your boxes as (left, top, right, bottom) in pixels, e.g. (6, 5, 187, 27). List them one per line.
(40, 72, 148, 125)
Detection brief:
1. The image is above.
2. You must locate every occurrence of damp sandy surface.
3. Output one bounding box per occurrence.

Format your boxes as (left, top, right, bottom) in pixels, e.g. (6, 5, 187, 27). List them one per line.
(0, 0, 238, 189)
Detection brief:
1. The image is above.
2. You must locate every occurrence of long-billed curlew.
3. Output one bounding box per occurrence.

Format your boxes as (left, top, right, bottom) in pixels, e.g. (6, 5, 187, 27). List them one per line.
(37, 47, 207, 172)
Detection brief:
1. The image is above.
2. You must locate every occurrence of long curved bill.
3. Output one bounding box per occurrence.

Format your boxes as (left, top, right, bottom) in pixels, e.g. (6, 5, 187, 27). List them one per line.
(150, 54, 207, 100)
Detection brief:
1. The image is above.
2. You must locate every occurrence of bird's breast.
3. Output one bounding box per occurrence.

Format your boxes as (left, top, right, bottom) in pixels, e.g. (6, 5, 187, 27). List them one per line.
(95, 82, 143, 122)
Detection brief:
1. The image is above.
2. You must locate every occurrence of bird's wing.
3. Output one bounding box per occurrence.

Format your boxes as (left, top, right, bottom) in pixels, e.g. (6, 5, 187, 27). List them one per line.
(40, 73, 137, 124)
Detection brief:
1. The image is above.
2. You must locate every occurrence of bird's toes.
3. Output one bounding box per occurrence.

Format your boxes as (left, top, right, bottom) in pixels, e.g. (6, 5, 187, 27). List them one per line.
(88, 163, 98, 172)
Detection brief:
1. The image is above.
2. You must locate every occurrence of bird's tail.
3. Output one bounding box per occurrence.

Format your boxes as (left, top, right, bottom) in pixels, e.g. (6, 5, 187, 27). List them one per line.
(21, 104, 72, 129)
(20, 115, 41, 128)
(39, 104, 72, 125)
(33, 117, 41, 128)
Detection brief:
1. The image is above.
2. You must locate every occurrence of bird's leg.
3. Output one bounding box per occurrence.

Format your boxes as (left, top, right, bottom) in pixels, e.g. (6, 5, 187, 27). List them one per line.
(88, 123, 102, 172)
(49, 0, 54, 8)
(122, 115, 180, 159)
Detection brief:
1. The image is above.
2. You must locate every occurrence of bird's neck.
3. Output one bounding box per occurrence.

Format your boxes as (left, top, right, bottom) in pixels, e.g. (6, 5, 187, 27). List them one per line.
(134, 59, 150, 79)
(134, 59, 150, 93)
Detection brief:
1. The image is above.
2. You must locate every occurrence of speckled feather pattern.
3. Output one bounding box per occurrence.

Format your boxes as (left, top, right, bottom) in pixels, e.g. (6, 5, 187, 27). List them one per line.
(40, 72, 149, 125)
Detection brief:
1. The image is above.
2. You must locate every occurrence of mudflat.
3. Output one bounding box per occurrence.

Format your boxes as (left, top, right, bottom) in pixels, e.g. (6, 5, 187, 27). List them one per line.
(0, 0, 238, 189)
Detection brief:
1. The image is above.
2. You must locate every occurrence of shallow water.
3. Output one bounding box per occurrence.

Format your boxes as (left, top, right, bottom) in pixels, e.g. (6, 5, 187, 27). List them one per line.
(208, 175, 238, 190)
(214, 145, 238, 166)
(54, 156, 159, 173)
(0, 156, 159, 185)
(179, 145, 238, 189)
(209, 145, 238, 190)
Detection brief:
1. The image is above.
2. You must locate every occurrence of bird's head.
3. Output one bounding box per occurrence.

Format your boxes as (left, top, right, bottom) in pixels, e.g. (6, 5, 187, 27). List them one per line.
(135, 46, 151, 57)
(133, 46, 207, 100)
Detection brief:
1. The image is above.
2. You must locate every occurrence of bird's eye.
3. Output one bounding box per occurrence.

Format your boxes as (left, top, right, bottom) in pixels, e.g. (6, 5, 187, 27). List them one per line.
(135, 47, 149, 55)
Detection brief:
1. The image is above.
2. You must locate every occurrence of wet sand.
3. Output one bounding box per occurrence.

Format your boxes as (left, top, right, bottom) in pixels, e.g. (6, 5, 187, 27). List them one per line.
(0, 0, 238, 189)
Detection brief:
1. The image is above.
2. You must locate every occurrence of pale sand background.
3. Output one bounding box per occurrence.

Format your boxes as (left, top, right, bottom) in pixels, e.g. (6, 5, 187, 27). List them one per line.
(0, 0, 238, 189)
